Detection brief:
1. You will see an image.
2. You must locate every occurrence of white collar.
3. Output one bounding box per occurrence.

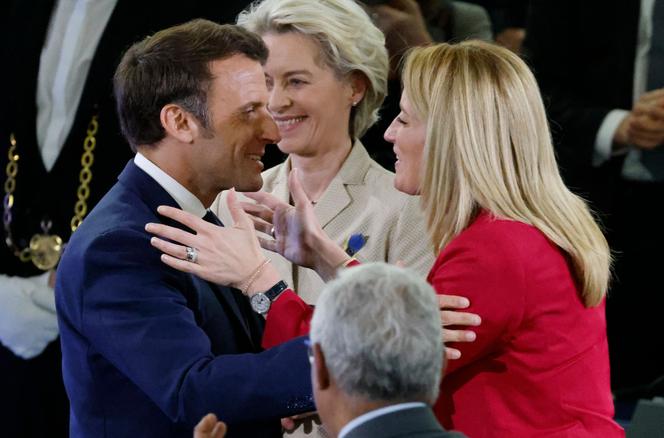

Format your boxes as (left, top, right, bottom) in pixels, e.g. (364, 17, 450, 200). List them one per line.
(338, 402, 427, 438)
(134, 152, 207, 218)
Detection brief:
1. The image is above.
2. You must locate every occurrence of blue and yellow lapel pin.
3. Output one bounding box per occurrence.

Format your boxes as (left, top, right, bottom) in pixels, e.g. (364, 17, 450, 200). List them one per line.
(343, 233, 368, 257)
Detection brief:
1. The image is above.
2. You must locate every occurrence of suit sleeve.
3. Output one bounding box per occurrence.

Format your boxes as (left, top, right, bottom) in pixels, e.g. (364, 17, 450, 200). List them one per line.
(57, 227, 313, 428)
(429, 234, 526, 376)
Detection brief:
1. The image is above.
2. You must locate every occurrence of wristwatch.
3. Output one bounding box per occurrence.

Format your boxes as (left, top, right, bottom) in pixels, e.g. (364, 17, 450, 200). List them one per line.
(250, 280, 288, 315)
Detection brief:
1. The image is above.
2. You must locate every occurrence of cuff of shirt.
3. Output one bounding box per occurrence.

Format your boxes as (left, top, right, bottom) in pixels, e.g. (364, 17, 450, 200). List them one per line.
(593, 109, 630, 167)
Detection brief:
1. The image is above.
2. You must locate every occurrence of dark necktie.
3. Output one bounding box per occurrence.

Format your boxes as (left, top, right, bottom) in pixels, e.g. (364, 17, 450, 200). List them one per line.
(202, 210, 223, 226)
(639, 0, 664, 180)
(201, 209, 259, 343)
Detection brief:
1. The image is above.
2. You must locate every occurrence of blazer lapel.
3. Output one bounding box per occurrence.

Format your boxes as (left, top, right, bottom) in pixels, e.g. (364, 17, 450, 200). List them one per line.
(117, 160, 255, 343)
(270, 159, 292, 203)
(314, 177, 352, 229)
(315, 140, 371, 229)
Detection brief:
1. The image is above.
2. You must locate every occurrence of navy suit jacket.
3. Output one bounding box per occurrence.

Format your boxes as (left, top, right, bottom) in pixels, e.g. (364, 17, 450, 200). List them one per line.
(56, 160, 313, 438)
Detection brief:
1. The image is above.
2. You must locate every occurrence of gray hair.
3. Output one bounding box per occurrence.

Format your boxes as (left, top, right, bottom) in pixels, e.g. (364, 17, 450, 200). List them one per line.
(310, 263, 443, 403)
(237, 0, 389, 139)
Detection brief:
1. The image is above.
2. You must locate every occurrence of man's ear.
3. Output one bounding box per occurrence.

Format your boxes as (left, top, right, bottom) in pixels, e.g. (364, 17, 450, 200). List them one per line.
(160, 103, 201, 143)
(313, 343, 331, 391)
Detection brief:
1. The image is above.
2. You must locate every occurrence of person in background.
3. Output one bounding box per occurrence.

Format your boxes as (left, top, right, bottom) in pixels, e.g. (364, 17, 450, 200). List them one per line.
(362, 0, 492, 170)
(149, 40, 623, 437)
(524, 0, 664, 399)
(0, 1, 250, 436)
(309, 263, 464, 438)
(464, 0, 529, 52)
(214, 0, 436, 300)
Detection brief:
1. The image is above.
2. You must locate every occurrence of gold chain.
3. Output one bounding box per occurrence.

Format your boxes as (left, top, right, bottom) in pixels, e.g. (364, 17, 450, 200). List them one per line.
(3, 115, 98, 268)
(3, 134, 31, 261)
(71, 115, 98, 232)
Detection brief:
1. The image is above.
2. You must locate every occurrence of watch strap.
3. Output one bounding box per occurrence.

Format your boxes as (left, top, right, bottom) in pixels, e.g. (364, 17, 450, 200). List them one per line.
(263, 280, 288, 302)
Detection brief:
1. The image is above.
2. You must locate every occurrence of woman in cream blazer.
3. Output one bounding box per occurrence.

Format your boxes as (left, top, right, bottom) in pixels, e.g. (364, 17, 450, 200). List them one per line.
(214, 0, 434, 305)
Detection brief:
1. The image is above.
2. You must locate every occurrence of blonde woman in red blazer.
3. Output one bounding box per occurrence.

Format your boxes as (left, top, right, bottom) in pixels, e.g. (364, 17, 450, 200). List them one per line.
(148, 42, 623, 437)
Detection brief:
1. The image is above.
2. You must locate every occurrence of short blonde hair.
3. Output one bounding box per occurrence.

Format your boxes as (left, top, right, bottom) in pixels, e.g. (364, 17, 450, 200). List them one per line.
(237, 0, 388, 138)
(402, 41, 611, 307)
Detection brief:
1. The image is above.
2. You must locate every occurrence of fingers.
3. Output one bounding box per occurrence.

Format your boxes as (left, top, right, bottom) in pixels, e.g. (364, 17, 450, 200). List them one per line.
(211, 421, 227, 438)
(150, 237, 189, 260)
(244, 190, 290, 211)
(249, 215, 274, 235)
(631, 135, 664, 150)
(194, 413, 217, 433)
(633, 102, 664, 122)
(443, 327, 476, 343)
(194, 413, 226, 438)
(258, 236, 278, 252)
(631, 115, 664, 135)
(240, 201, 274, 224)
(438, 294, 470, 309)
(159, 254, 200, 275)
(281, 417, 296, 432)
(445, 347, 461, 360)
(156, 206, 206, 232)
(272, 204, 291, 242)
(441, 310, 481, 327)
(145, 222, 196, 247)
(629, 119, 664, 149)
(227, 189, 253, 229)
(638, 88, 664, 105)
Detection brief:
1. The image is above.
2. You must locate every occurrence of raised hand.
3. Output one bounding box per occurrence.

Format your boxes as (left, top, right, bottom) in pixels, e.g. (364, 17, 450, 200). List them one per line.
(245, 169, 349, 281)
(145, 189, 278, 292)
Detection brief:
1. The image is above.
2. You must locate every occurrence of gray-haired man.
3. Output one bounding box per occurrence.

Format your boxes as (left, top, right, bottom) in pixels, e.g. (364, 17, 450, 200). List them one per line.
(309, 263, 466, 438)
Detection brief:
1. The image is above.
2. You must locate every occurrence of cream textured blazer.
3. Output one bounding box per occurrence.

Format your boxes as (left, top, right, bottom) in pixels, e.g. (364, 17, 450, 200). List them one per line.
(213, 141, 434, 305)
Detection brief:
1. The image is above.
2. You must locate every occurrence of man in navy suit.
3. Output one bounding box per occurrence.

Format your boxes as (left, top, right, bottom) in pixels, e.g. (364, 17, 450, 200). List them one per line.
(55, 19, 313, 437)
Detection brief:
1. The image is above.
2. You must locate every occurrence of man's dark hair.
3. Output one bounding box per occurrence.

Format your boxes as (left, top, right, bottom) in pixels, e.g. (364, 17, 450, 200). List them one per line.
(113, 19, 268, 150)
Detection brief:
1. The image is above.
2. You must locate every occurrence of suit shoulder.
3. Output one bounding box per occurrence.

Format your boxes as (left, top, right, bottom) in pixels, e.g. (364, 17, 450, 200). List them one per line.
(361, 161, 413, 206)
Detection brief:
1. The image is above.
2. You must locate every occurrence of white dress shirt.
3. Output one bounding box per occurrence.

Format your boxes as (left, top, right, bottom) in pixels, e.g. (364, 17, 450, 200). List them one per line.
(134, 153, 208, 217)
(338, 402, 427, 438)
(593, 0, 656, 179)
(36, 0, 117, 171)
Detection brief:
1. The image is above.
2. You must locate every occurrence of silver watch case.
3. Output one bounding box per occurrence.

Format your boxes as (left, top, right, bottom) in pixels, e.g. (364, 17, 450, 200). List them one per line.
(250, 293, 271, 314)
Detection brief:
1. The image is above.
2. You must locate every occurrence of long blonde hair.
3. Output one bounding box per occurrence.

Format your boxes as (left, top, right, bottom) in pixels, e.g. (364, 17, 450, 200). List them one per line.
(402, 41, 611, 307)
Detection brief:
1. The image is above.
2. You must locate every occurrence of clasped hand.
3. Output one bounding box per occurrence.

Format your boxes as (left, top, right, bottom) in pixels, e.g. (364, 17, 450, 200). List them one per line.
(145, 189, 267, 290)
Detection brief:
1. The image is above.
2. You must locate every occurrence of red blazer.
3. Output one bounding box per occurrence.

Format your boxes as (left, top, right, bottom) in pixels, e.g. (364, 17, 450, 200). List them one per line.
(263, 212, 623, 437)
(430, 212, 622, 437)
